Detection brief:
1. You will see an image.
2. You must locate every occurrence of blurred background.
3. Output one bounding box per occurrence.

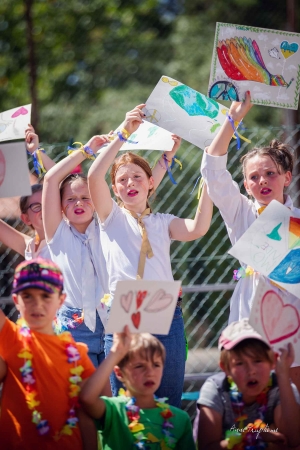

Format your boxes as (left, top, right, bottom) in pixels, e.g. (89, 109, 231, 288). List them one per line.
(1, 0, 300, 415)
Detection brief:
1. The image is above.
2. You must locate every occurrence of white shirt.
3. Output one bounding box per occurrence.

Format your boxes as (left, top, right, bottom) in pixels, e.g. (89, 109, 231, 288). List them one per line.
(100, 200, 176, 303)
(25, 237, 51, 260)
(201, 151, 300, 324)
(47, 218, 109, 331)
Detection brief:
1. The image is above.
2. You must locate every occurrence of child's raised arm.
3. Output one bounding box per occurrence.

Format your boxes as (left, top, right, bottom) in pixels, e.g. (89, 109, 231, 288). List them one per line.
(273, 344, 300, 447)
(169, 183, 213, 241)
(206, 92, 252, 157)
(25, 125, 56, 173)
(88, 104, 145, 222)
(0, 219, 31, 257)
(151, 135, 181, 190)
(80, 326, 131, 419)
(42, 135, 110, 241)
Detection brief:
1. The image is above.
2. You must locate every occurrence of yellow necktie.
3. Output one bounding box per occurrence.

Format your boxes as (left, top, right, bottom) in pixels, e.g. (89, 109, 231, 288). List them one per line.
(126, 208, 154, 279)
(257, 206, 266, 215)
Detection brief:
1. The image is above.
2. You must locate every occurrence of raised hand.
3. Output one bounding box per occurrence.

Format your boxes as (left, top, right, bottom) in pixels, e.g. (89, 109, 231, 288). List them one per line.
(275, 343, 295, 378)
(228, 91, 253, 123)
(85, 133, 113, 154)
(111, 325, 132, 362)
(25, 124, 39, 154)
(123, 104, 146, 136)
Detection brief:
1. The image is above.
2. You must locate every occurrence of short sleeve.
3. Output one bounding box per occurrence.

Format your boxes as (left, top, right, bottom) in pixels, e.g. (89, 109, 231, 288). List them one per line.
(76, 342, 96, 378)
(100, 199, 119, 229)
(0, 318, 17, 360)
(197, 377, 224, 416)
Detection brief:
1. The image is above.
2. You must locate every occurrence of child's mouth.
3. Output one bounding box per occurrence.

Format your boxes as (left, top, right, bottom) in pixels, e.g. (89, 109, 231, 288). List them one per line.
(144, 381, 155, 387)
(247, 380, 258, 387)
(260, 188, 272, 195)
(74, 208, 85, 215)
(128, 190, 138, 197)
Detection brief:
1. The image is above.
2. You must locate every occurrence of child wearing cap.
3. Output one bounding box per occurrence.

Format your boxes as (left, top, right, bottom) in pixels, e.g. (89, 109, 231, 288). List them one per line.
(197, 319, 300, 450)
(0, 257, 97, 450)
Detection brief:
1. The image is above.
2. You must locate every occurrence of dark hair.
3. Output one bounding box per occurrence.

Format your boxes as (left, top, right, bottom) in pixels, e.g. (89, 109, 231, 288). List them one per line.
(19, 184, 43, 214)
(59, 173, 87, 200)
(118, 333, 166, 370)
(240, 139, 294, 178)
(110, 152, 154, 208)
(220, 338, 274, 371)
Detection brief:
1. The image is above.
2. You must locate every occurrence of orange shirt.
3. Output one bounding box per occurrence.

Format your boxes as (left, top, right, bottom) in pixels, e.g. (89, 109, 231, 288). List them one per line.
(0, 318, 95, 450)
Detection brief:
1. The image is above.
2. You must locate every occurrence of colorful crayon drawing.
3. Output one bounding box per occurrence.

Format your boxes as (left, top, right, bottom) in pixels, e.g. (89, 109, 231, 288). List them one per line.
(0, 142, 32, 197)
(249, 279, 300, 366)
(0, 105, 32, 142)
(106, 280, 181, 334)
(229, 200, 300, 299)
(209, 23, 300, 109)
(144, 75, 229, 150)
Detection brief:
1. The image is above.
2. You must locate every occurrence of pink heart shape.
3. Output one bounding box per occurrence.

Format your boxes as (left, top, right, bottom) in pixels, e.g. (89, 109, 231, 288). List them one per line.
(11, 106, 28, 118)
(261, 290, 300, 344)
(144, 289, 173, 313)
(120, 291, 133, 313)
(0, 149, 6, 186)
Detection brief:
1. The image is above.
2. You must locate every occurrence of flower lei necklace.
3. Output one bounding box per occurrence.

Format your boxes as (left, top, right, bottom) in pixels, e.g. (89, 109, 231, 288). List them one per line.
(119, 389, 177, 449)
(17, 318, 83, 440)
(225, 376, 272, 449)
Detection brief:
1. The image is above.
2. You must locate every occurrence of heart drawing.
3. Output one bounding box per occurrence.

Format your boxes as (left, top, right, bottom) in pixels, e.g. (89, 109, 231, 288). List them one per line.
(144, 289, 173, 312)
(261, 290, 300, 344)
(120, 291, 133, 313)
(136, 290, 147, 310)
(280, 41, 299, 59)
(11, 106, 28, 118)
(131, 312, 141, 329)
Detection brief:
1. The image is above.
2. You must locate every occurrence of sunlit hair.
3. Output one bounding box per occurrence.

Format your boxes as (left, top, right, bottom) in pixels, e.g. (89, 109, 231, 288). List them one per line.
(59, 173, 88, 201)
(220, 338, 274, 372)
(110, 152, 154, 208)
(19, 184, 43, 214)
(240, 139, 294, 179)
(118, 333, 166, 370)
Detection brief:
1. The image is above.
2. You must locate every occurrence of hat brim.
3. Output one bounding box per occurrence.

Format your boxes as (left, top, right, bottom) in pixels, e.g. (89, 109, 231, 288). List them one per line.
(219, 334, 270, 350)
(12, 282, 59, 295)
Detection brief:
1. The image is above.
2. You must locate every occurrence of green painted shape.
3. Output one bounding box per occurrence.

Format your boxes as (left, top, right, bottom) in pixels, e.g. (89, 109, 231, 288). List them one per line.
(267, 222, 282, 241)
(210, 123, 221, 133)
(147, 126, 158, 138)
(169, 84, 219, 119)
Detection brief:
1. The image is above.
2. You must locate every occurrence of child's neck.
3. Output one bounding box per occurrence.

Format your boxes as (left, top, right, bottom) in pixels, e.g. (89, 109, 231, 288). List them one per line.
(127, 391, 157, 409)
(71, 219, 93, 234)
(124, 203, 149, 215)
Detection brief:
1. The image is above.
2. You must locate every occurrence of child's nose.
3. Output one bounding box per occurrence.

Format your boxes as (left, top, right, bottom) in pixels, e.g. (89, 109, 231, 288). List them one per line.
(259, 176, 267, 185)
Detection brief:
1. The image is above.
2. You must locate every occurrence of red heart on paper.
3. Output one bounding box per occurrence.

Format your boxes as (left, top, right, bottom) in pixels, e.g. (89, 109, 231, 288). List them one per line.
(0, 150, 6, 186)
(11, 107, 28, 118)
(131, 312, 141, 329)
(136, 290, 147, 310)
(261, 290, 300, 344)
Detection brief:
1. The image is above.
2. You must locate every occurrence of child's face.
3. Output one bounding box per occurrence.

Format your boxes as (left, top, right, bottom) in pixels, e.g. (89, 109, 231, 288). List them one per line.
(243, 154, 291, 206)
(13, 288, 65, 334)
(224, 350, 274, 405)
(61, 179, 94, 232)
(116, 352, 164, 398)
(112, 163, 154, 212)
(20, 190, 43, 234)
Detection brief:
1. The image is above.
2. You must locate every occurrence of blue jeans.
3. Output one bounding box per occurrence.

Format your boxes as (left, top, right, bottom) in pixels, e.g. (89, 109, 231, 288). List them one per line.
(55, 305, 105, 368)
(105, 306, 186, 407)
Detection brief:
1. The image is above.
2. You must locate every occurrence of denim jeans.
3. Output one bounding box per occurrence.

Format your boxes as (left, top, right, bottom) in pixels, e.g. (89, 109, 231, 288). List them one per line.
(105, 305, 186, 407)
(55, 305, 105, 368)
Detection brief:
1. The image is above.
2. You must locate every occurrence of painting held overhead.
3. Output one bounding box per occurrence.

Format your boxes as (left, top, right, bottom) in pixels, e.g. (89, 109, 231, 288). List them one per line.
(0, 142, 32, 197)
(143, 75, 229, 150)
(0, 105, 32, 142)
(209, 23, 300, 109)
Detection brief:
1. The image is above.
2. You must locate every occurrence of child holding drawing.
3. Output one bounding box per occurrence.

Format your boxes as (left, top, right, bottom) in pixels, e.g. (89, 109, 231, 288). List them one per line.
(0, 125, 55, 260)
(200, 92, 300, 390)
(80, 327, 196, 450)
(88, 104, 213, 407)
(197, 319, 300, 449)
(42, 128, 182, 368)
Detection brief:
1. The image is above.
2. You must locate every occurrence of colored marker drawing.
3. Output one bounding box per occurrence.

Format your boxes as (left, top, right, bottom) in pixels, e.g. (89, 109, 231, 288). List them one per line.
(217, 37, 293, 87)
(0, 104, 32, 142)
(209, 23, 300, 109)
(169, 85, 220, 119)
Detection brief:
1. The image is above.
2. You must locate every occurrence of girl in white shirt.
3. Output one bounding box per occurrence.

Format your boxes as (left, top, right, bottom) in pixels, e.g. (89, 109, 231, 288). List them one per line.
(88, 104, 213, 407)
(200, 92, 300, 392)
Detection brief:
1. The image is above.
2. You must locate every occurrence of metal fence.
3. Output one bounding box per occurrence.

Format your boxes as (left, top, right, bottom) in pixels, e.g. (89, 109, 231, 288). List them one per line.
(1, 124, 300, 417)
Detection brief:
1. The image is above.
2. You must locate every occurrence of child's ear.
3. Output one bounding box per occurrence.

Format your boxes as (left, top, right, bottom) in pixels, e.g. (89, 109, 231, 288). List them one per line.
(20, 213, 32, 227)
(219, 361, 230, 376)
(58, 293, 66, 308)
(12, 293, 20, 311)
(149, 176, 154, 190)
(112, 185, 119, 198)
(243, 179, 251, 196)
(284, 171, 292, 187)
(114, 365, 124, 382)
